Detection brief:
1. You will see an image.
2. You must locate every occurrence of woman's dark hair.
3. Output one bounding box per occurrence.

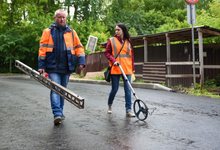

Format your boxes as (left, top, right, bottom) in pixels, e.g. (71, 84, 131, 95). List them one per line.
(116, 23, 130, 41)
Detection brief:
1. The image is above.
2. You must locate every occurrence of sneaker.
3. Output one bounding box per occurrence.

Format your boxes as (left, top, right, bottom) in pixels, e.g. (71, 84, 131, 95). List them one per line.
(107, 105, 112, 114)
(54, 116, 62, 125)
(126, 111, 135, 117)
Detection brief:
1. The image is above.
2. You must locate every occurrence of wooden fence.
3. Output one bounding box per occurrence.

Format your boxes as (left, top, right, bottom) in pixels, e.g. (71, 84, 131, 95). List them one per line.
(84, 43, 220, 87)
(84, 52, 108, 73)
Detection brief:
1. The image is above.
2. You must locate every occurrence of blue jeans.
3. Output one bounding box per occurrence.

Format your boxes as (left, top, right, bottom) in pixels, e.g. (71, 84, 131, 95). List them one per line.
(48, 73, 70, 117)
(108, 74, 132, 112)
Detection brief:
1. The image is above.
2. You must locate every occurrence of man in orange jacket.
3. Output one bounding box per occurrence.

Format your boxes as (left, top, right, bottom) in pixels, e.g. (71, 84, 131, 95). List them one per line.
(38, 9, 85, 125)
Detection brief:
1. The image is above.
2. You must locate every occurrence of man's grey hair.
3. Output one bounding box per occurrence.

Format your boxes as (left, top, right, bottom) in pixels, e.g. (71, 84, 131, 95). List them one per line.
(54, 9, 67, 17)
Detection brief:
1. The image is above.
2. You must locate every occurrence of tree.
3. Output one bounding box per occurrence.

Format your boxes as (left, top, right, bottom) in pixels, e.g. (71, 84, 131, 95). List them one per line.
(67, 0, 105, 21)
(70, 18, 110, 53)
(0, 0, 55, 72)
(103, 0, 188, 35)
(197, 0, 220, 29)
(0, 0, 219, 72)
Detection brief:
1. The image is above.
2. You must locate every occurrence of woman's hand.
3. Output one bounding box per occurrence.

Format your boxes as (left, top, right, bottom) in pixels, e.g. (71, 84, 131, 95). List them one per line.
(113, 61, 119, 66)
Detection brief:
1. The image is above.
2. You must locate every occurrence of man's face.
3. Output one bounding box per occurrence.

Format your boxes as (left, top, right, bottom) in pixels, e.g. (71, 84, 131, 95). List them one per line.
(55, 12, 66, 27)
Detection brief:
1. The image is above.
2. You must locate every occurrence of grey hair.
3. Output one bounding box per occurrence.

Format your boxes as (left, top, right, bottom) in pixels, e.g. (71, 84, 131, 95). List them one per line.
(54, 9, 67, 17)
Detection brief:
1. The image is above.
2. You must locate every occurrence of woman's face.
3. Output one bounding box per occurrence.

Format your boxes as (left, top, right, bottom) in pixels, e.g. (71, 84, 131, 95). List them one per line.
(115, 26, 123, 37)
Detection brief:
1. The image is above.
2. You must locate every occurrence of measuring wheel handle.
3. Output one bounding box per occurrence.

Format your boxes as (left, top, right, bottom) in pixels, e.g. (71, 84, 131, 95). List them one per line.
(133, 99, 149, 121)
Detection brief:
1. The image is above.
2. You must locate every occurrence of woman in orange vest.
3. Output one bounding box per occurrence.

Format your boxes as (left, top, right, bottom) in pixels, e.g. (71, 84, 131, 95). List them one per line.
(104, 23, 135, 117)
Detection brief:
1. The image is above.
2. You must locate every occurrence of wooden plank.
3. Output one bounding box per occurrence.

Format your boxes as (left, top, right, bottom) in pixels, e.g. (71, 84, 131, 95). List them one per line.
(166, 33, 171, 87)
(143, 66, 166, 69)
(143, 62, 166, 83)
(198, 29, 204, 86)
(166, 74, 200, 78)
(144, 39, 148, 62)
(144, 62, 166, 64)
(144, 74, 166, 77)
(134, 62, 144, 65)
(143, 70, 166, 74)
(143, 65, 166, 67)
(200, 28, 220, 36)
(143, 67, 166, 71)
(195, 65, 220, 69)
(165, 61, 200, 65)
(143, 76, 166, 81)
(202, 65, 220, 69)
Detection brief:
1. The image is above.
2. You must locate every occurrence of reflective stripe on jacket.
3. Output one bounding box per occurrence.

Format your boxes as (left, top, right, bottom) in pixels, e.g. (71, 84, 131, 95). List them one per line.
(109, 37, 133, 75)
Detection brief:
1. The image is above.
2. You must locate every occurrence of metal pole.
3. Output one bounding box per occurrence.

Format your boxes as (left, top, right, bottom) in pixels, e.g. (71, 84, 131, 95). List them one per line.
(190, 4, 196, 88)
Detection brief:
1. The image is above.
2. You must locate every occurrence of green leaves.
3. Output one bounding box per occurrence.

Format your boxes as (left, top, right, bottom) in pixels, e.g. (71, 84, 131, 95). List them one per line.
(70, 18, 110, 53)
(0, 0, 219, 72)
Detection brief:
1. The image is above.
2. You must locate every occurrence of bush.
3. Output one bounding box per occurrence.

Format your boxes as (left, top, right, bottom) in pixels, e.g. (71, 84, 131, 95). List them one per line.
(215, 75, 220, 86)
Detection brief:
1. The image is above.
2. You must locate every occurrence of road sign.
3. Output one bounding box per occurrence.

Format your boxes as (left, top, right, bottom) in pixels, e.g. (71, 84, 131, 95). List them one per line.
(86, 35, 98, 52)
(185, 0, 199, 5)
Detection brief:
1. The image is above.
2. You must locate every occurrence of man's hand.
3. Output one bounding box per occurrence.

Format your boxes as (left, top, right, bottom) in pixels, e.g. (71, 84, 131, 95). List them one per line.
(38, 69, 48, 78)
(38, 69, 45, 74)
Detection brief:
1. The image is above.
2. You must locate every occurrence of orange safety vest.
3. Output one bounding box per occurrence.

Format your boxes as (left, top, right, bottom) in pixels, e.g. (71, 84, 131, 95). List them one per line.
(38, 28, 84, 60)
(109, 37, 133, 75)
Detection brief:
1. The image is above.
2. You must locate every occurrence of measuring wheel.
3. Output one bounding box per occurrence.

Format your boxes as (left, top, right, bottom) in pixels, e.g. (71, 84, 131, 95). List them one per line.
(116, 63, 150, 121)
(133, 99, 148, 121)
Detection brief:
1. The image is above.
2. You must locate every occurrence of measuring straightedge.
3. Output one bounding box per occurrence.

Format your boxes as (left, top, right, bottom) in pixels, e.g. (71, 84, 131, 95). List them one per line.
(15, 60, 84, 109)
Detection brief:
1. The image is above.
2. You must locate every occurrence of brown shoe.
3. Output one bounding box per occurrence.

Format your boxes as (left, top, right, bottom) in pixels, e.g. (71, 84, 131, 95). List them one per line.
(54, 116, 62, 125)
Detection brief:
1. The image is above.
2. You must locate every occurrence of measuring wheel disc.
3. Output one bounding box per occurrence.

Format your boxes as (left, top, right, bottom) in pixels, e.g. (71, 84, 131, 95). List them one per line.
(133, 99, 148, 121)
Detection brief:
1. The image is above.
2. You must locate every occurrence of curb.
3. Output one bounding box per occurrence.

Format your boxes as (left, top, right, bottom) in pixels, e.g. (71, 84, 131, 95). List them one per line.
(70, 78, 173, 92)
(0, 74, 173, 92)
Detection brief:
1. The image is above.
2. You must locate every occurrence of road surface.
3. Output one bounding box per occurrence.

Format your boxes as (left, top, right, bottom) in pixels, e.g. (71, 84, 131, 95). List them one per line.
(0, 76, 220, 150)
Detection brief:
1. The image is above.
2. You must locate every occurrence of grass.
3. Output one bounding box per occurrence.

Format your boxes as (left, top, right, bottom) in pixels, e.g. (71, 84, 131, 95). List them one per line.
(172, 83, 220, 99)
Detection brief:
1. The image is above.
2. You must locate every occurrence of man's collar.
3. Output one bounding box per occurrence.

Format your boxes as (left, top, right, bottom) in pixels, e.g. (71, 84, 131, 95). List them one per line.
(49, 23, 71, 32)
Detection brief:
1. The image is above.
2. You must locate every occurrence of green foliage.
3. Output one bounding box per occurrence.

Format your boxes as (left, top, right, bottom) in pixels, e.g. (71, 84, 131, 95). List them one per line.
(0, 23, 41, 72)
(215, 75, 220, 86)
(89, 31, 110, 52)
(0, 1, 54, 72)
(70, 18, 110, 53)
(143, 0, 185, 11)
(196, 0, 220, 43)
(103, 0, 189, 34)
(0, 0, 220, 73)
(129, 27, 138, 36)
(173, 80, 220, 99)
(71, 0, 105, 21)
(186, 83, 220, 99)
(197, 0, 220, 29)
(204, 79, 217, 87)
(205, 75, 220, 87)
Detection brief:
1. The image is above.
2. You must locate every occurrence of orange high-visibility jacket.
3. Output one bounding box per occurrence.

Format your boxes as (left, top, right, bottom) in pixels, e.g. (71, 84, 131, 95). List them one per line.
(39, 28, 84, 58)
(109, 37, 133, 75)
(38, 26, 85, 72)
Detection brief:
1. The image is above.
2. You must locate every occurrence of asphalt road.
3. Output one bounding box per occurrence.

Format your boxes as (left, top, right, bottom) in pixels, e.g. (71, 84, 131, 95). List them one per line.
(0, 76, 220, 150)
